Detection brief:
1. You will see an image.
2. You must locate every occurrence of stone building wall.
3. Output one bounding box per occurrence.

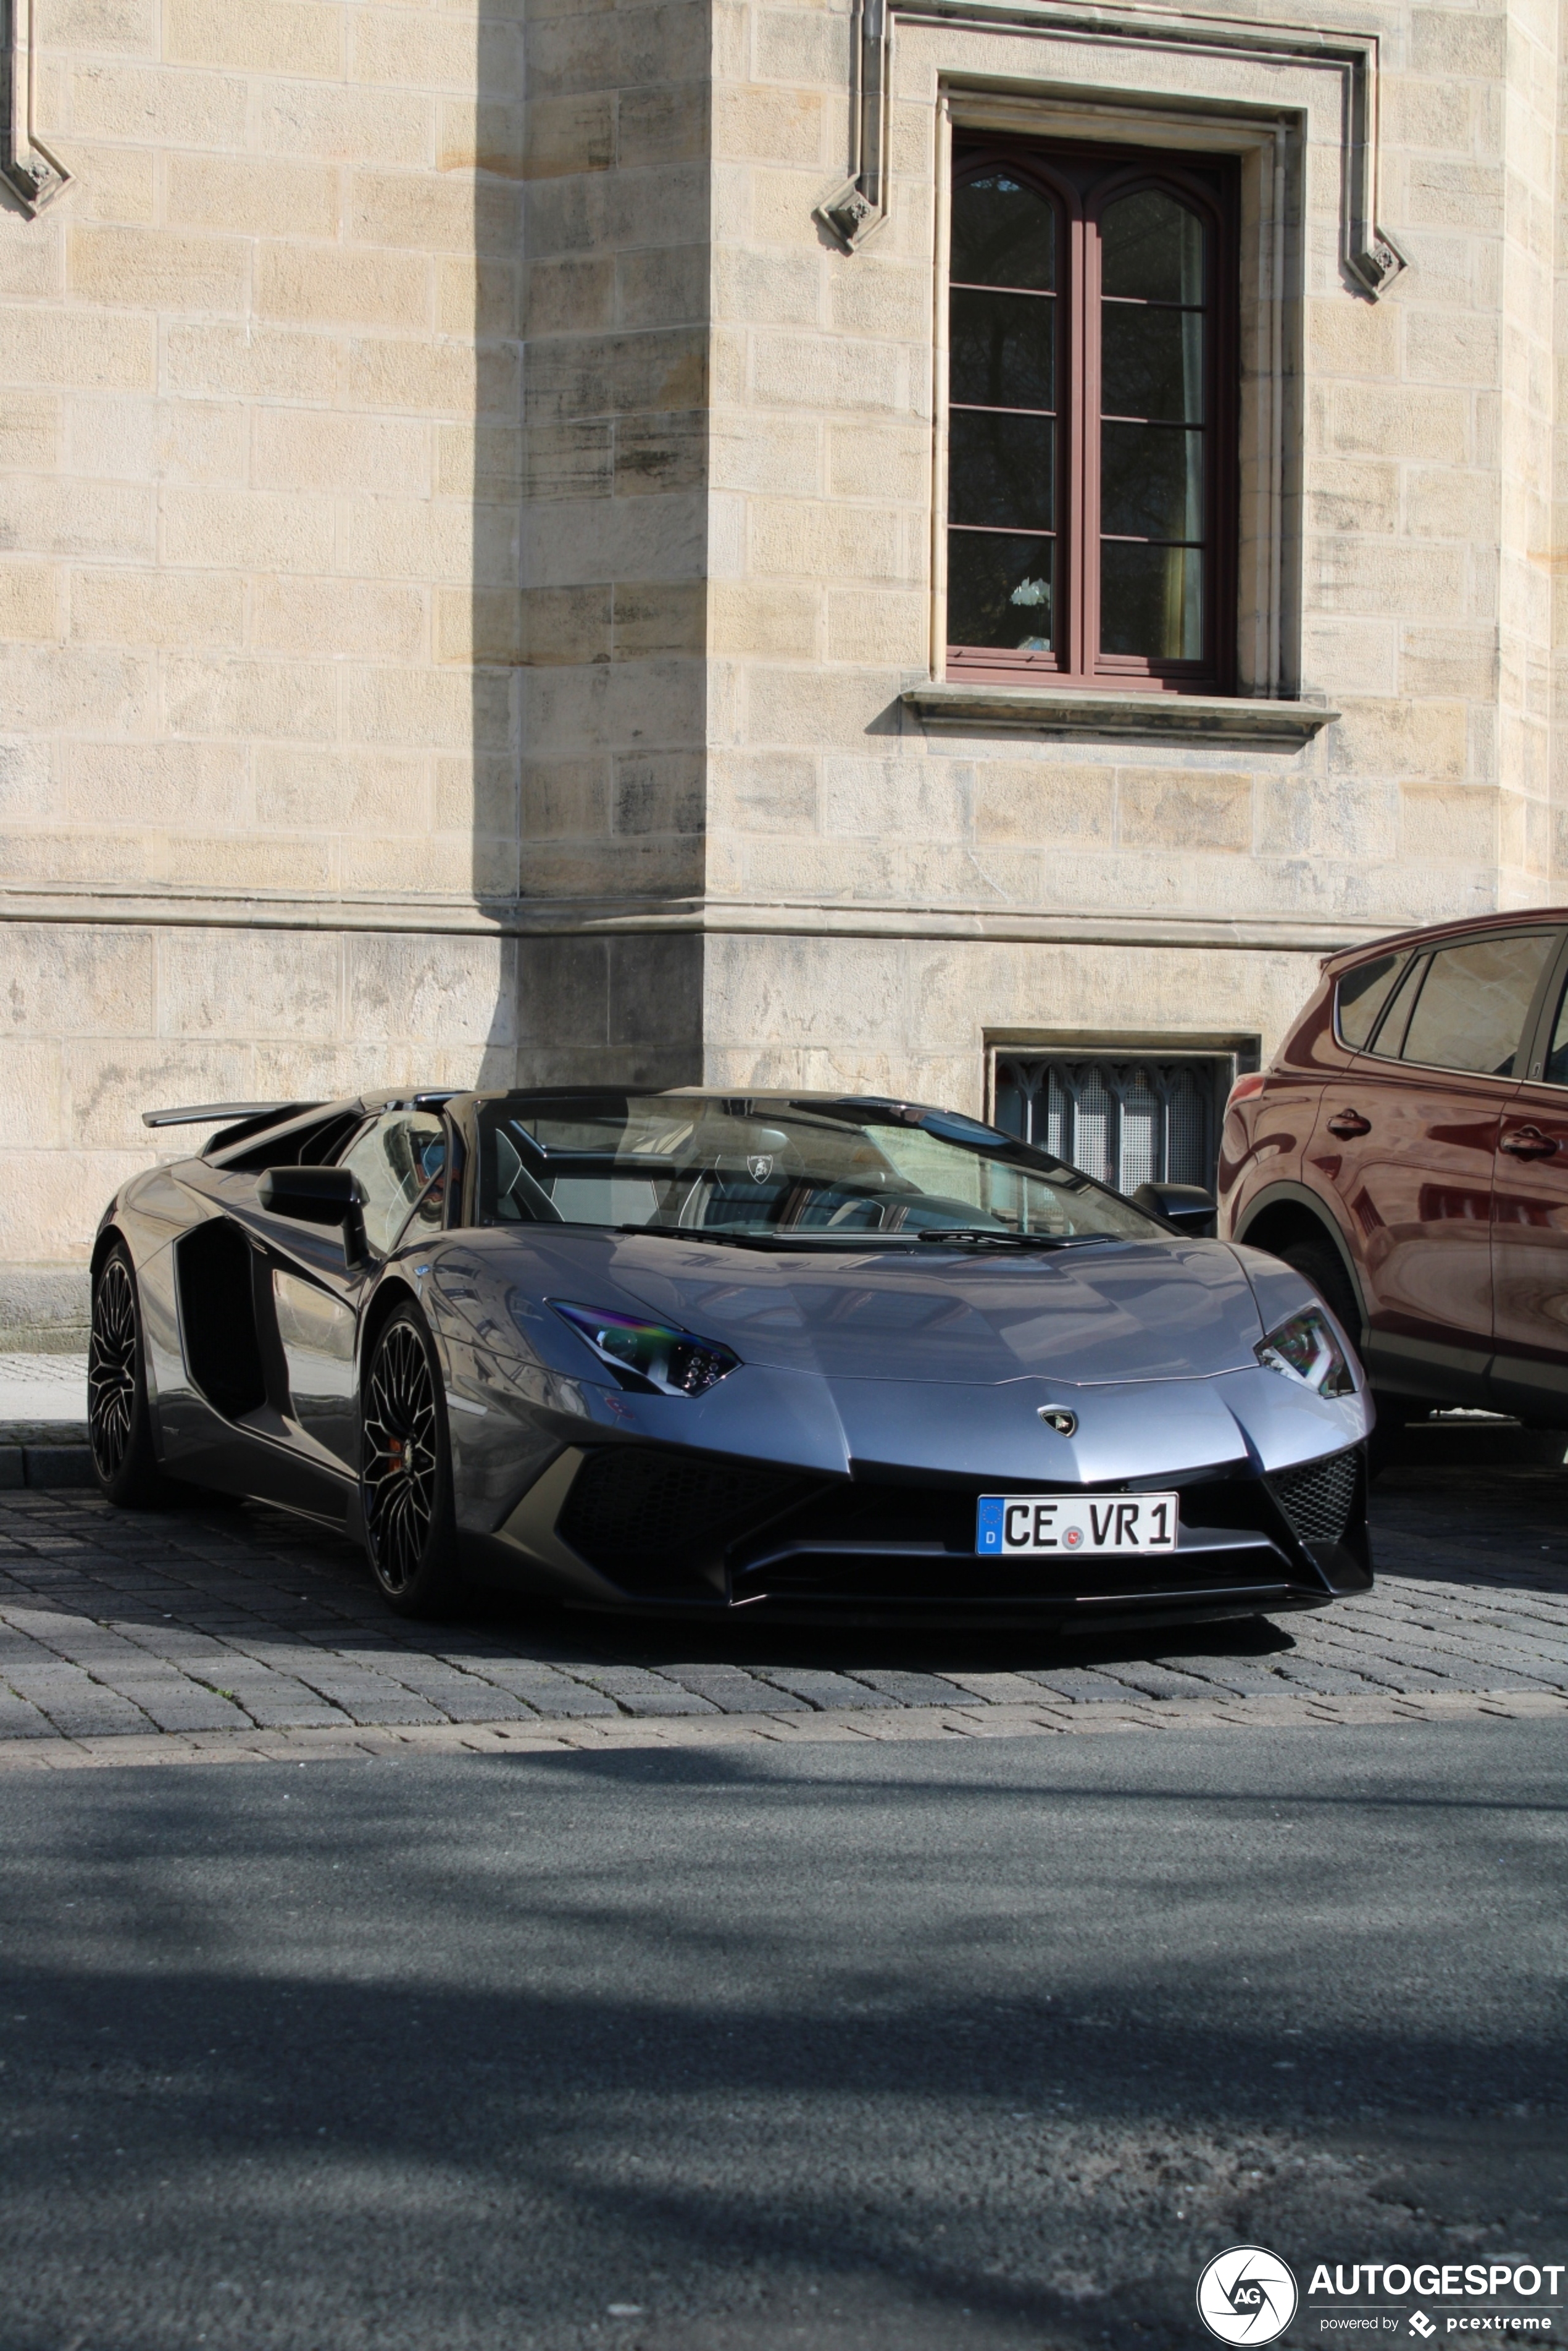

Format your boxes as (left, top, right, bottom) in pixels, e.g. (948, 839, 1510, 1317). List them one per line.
(1, 0, 527, 1341)
(0, 0, 1564, 1338)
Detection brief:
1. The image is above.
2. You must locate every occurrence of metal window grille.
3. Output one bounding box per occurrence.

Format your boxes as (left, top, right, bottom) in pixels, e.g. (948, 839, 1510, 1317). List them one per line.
(994, 1053, 1232, 1195)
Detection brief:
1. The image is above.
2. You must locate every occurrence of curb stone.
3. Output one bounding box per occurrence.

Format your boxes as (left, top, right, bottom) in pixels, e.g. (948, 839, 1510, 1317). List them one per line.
(0, 1685, 1561, 1773)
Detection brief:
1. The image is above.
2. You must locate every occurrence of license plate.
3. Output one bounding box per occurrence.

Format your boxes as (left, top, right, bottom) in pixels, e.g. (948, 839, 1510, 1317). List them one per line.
(976, 1492, 1179, 1556)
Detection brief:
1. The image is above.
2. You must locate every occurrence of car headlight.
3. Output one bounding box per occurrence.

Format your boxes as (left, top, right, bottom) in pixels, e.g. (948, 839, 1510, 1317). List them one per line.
(551, 1301, 740, 1398)
(1255, 1305, 1356, 1398)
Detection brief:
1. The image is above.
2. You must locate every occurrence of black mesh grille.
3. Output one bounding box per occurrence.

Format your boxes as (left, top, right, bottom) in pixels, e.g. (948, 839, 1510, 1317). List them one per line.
(557, 1448, 822, 1577)
(1270, 1449, 1359, 1546)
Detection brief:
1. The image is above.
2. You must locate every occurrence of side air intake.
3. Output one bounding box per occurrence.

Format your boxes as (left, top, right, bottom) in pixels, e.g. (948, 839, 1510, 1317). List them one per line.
(1269, 1449, 1359, 1547)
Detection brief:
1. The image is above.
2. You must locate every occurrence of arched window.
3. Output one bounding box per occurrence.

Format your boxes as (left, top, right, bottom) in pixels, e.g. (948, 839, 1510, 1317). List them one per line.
(946, 145, 1236, 693)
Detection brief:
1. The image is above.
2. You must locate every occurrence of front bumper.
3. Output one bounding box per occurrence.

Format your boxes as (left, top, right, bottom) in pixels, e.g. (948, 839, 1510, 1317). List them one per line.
(485, 1439, 1371, 1627)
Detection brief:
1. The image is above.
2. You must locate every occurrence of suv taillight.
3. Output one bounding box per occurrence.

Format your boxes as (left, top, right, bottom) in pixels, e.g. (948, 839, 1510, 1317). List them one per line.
(1225, 1071, 1266, 1114)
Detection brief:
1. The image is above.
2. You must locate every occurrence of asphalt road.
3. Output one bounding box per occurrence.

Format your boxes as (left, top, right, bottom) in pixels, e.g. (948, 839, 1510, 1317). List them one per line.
(1, 1720, 1564, 2351)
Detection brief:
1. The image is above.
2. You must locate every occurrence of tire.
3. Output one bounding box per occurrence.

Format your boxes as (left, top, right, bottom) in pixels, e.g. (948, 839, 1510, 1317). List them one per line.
(89, 1242, 175, 1506)
(1275, 1238, 1415, 1473)
(359, 1305, 461, 1616)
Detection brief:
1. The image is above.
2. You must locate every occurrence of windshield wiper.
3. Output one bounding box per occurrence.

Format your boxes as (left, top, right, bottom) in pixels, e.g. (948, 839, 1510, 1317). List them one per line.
(914, 1227, 1121, 1251)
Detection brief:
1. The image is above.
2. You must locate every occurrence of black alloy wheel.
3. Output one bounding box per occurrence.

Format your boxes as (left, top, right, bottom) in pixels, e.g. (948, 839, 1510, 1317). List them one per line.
(360, 1306, 459, 1614)
(89, 1242, 172, 1506)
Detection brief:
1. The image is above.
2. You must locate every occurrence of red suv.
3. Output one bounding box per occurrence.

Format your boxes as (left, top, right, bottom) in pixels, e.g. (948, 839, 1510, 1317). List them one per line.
(1218, 908, 1568, 1434)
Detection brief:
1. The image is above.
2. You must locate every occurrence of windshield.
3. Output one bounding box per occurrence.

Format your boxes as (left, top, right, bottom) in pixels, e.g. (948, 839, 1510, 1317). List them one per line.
(472, 1093, 1162, 1247)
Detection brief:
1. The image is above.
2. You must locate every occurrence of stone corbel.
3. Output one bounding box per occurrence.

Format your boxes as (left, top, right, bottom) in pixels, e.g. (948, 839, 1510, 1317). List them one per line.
(817, 0, 1406, 296)
(3, 0, 69, 215)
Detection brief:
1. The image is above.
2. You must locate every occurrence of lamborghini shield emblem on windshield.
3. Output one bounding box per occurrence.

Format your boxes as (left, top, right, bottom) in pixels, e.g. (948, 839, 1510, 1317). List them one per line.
(746, 1155, 774, 1183)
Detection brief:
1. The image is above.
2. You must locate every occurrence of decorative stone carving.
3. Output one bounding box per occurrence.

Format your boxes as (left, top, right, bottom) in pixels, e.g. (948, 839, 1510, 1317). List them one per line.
(817, 0, 1406, 298)
(2, 0, 69, 215)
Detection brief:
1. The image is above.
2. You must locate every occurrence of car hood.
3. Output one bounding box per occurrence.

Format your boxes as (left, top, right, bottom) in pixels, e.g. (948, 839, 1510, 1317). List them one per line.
(461, 1231, 1269, 1385)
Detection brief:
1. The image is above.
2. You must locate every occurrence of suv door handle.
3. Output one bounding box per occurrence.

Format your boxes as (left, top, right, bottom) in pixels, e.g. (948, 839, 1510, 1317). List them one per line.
(1499, 1125, 1559, 1159)
(1326, 1109, 1370, 1138)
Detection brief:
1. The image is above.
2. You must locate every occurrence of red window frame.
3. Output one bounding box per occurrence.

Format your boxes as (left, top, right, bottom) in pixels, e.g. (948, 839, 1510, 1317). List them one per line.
(946, 138, 1239, 695)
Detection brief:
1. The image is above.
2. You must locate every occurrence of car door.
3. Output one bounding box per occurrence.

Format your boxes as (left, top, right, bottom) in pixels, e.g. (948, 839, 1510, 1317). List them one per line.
(265, 1108, 448, 1469)
(1489, 931, 1568, 1418)
(1303, 928, 1558, 1401)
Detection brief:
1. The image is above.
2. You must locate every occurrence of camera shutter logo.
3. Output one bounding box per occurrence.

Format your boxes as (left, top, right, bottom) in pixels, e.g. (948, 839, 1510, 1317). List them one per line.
(1197, 2247, 1298, 2345)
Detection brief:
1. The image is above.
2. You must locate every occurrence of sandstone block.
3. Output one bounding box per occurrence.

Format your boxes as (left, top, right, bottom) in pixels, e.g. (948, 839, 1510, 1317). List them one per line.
(349, 338, 514, 417)
(973, 761, 1116, 846)
(164, 654, 336, 742)
(614, 410, 706, 496)
(527, 257, 616, 335)
(714, 85, 824, 165)
(0, 477, 153, 559)
(519, 584, 612, 666)
(825, 587, 927, 665)
(438, 587, 522, 666)
(710, 582, 819, 659)
(70, 61, 248, 146)
(749, 496, 901, 582)
(165, 152, 340, 239)
(254, 243, 429, 332)
(254, 743, 428, 831)
(345, 661, 513, 753)
(1399, 782, 1498, 862)
(162, 487, 335, 573)
(70, 568, 244, 649)
(618, 84, 709, 168)
(65, 738, 247, 827)
(522, 754, 608, 843)
(165, 322, 340, 404)
(165, 0, 343, 75)
(1308, 537, 1467, 618)
(0, 394, 59, 472)
(255, 578, 427, 662)
(613, 579, 704, 659)
(1118, 769, 1253, 854)
(0, 307, 152, 391)
(0, 564, 60, 641)
(159, 929, 341, 1040)
(252, 80, 433, 167)
(1328, 696, 1468, 780)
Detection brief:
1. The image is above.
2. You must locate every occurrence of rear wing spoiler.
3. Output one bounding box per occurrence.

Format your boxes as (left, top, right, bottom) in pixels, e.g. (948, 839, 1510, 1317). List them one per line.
(142, 1100, 320, 1129)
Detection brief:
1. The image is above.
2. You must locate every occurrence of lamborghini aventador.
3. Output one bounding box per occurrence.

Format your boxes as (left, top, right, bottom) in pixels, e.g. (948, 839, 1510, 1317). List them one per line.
(88, 1087, 1374, 1623)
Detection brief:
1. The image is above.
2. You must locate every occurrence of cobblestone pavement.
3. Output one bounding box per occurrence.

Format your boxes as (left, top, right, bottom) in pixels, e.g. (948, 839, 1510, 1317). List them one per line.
(0, 1459, 1564, 1763)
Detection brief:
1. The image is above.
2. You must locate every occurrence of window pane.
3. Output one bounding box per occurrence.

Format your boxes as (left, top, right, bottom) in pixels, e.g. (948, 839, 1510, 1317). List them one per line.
(948, 532, 1055, 651)
(951, 171, 1054, 291)
(1399, 933, 1556, 1077)
(1365, 954, 1426, 1061)
(1099, 541, 1202, 659)
(949, 411, 1054, 530)
(1337, 952, 1410, 1050)
(1100, 190, 1204, 301)
(949, 288, 1054, 411)
(1101, 422, 1203, 541)
(1545, 975, 1568, 1084)
(338, 1112, 446, 1257)
(1101, 303, 1204, 421)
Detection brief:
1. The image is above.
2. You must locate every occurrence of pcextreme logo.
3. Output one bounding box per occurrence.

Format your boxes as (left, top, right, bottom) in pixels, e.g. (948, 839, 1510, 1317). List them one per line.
(1198, 2247, 1300, 2344)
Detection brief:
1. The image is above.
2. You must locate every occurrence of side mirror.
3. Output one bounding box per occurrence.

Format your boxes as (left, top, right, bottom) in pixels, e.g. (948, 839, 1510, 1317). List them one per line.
(1132, 1180, 1217, 1238)
(259, 1165, 364, 1228)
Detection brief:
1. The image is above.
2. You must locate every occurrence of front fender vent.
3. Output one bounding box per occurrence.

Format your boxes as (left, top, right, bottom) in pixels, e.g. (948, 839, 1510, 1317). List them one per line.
(1269, 1448, 1359, 1547)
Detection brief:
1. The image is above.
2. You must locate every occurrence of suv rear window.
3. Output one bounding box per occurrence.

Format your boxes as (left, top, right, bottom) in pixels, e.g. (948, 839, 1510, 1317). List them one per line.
(1335, 952, 1409, 1050)
(1396, 932, 1556, 1078)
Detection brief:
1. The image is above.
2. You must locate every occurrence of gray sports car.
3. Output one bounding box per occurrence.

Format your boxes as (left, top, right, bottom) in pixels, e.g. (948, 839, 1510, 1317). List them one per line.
(89, 1087, 1373, 1626)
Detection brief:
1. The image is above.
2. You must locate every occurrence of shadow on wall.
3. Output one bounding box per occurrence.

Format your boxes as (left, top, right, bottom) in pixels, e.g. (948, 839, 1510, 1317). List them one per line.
(477, 0, 711, 1094)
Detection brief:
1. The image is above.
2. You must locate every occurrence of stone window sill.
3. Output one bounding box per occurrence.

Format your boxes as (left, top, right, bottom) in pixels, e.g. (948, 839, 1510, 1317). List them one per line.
(902, 683, 1338, 751)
